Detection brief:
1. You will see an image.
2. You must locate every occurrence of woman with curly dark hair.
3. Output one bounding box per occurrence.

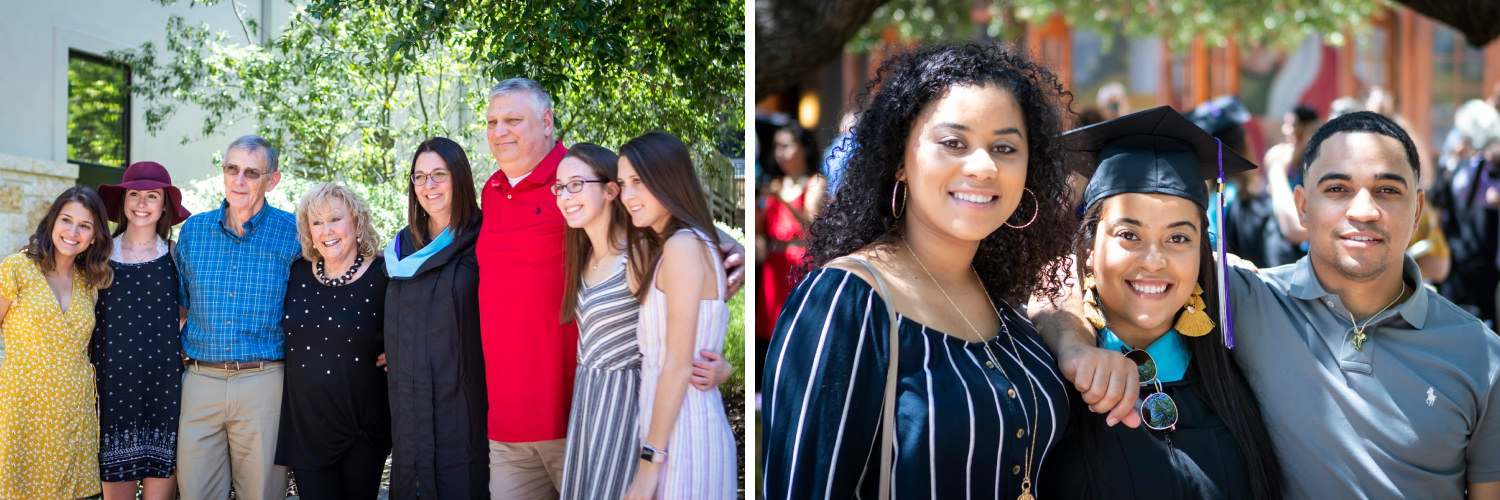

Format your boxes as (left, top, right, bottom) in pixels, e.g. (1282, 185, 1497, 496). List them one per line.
(761, 41, 1077, 499)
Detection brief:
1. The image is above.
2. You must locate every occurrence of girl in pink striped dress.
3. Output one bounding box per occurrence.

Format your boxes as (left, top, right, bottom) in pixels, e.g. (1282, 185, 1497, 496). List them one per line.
(616, 131, 737, 500)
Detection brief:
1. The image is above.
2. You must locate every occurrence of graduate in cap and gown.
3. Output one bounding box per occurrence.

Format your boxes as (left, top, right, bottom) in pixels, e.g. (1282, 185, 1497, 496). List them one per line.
(1187, 96, 1305, 269)
(1037, 106, 1284, 500)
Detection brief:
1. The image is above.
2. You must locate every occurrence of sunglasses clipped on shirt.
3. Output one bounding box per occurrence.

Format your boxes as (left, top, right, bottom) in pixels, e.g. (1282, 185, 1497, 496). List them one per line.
(1121, 347, 1179, 431)
(551, 178, 610, 196)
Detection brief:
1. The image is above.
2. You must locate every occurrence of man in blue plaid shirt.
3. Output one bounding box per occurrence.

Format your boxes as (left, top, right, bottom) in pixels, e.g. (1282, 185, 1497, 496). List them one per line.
(173, 134, 299, 499)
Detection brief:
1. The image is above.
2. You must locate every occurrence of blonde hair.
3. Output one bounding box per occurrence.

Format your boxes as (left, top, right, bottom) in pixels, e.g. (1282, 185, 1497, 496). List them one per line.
(295, 182, 382, 262)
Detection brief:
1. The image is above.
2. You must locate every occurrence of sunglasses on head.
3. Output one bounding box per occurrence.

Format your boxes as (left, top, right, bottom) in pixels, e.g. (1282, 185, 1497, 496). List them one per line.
(1121, 347, 1178, 431)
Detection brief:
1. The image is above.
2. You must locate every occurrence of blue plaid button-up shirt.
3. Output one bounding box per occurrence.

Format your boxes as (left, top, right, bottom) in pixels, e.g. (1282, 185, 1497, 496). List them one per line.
(175, 199, 299, 362)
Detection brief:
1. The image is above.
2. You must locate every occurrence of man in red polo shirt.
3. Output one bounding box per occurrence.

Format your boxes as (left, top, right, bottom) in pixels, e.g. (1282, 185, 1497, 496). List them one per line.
(477, 78, 744, 499)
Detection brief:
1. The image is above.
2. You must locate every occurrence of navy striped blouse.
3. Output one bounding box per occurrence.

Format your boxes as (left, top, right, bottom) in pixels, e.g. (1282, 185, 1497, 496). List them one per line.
(762, 267, 1069, 499)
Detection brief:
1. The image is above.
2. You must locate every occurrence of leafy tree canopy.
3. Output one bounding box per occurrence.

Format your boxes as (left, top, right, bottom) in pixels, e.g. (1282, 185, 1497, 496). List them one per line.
(850, 0, 1391, 52)
(116, 0, 744, 223)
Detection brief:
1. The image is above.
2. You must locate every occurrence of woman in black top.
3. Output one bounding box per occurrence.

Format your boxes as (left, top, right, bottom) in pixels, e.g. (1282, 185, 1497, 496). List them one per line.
(381, 137, 488, 499)
(278, 182, 392, 499)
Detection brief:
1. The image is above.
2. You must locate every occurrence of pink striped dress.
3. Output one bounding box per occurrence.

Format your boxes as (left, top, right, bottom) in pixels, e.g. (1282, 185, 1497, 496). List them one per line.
(636, 229, 737, 499)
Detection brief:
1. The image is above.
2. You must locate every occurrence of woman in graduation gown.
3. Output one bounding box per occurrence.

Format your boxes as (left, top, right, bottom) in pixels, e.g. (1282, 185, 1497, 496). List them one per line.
(382, 137, 489, 499)
(1037, 107, 1283, 499)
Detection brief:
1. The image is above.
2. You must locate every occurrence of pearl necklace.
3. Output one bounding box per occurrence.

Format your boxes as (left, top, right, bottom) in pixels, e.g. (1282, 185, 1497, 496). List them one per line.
(316, 253, 365, 286)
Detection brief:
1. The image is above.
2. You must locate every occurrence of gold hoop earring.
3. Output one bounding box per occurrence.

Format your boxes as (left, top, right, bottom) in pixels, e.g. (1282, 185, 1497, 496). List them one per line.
(1082, 271, 1108, 330)
(1174, 283, 1215, 337)
(1005, 188, 1039, 229)
(891, 180, 908, 218)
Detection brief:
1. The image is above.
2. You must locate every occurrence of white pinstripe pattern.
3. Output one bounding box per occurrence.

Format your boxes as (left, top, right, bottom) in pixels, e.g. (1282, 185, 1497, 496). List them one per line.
(761, 267, 1068, 499)
(637, 230, 735, 499)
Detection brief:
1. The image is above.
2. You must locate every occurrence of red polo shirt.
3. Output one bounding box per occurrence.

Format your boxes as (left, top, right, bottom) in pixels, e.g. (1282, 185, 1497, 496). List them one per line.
(477, 141, 577, 442)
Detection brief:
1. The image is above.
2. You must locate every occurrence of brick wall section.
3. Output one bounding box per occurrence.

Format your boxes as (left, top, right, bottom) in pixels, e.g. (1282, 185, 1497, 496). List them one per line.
(0, 153, 79, 254)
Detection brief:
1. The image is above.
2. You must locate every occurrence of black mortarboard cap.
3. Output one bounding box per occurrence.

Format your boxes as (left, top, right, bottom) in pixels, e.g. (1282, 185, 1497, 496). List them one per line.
(1186, 95, 1251, 137)
(1063, 105, 1256, 209)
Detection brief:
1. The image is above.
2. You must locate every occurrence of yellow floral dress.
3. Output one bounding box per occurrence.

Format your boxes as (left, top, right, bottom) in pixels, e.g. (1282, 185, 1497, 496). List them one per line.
(0, 253, 100, 499)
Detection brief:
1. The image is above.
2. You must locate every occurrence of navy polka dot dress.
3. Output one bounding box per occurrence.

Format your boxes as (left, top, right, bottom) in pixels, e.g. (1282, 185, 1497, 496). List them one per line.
(89, 251, 183, 482)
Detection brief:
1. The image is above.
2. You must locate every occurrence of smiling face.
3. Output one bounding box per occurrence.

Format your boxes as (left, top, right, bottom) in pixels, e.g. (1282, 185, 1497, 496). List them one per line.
(1089, 193, 1204, 342)
(222, 146, 280, 212)
(413, 151, 452, 222)
(122, 189, 165, 228)
(900, 84, 1030, 245)
(486, 92, 555, 175)
(556, 157, 617, 229)
(617, 156, 669, 233)
(52, 201, 98, 260)
(1295, 131, 1421, 284)
(305, 199, 358, 265)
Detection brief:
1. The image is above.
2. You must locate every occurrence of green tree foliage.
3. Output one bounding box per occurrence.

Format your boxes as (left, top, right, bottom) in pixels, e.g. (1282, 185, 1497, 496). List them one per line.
(68, 55, 130, 167)
(851, 0, 1391, 52)
(115, 0, 745, 223)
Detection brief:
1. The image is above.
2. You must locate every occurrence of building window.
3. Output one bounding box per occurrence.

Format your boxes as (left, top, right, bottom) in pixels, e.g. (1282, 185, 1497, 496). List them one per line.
(67, 50, 130, 170)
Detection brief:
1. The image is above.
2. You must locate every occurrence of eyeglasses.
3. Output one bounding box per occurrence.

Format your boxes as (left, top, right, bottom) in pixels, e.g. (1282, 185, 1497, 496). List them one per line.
(411, 170, 451, 186)
(551, 179, 610, 196)
(223, 165, 267, 180)
(1121, 347, 1178, 431)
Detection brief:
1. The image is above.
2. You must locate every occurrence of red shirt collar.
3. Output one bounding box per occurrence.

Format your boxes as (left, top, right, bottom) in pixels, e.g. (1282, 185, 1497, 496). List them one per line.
(491, 141, 567, 192)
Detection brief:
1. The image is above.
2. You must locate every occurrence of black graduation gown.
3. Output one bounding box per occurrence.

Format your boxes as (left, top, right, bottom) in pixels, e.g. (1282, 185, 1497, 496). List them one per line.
(1433, 159, 1500, 323)
(1224, 192, 1303, 269)
(384, 225, 488, 499)
(1038, 368, 1254, 500)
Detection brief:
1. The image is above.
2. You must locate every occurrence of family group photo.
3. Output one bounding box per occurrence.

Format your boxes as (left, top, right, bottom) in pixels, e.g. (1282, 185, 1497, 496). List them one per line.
(0, 0, 745, 498)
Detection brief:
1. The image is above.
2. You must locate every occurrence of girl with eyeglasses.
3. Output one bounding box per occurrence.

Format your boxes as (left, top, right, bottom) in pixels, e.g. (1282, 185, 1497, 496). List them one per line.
(1036, 107, 1283, 499)
(615, 132, 736, 499)
(552, 143, 732, 499)
(380, 136, 489, 499)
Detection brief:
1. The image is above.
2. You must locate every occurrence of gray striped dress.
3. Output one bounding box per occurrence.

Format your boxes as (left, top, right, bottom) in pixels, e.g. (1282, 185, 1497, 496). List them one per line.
(560, 254, 642, 500)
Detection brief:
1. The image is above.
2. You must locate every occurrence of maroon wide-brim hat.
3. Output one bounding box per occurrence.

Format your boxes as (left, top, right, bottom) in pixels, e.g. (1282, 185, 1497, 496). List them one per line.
(97, 161, 192, 225)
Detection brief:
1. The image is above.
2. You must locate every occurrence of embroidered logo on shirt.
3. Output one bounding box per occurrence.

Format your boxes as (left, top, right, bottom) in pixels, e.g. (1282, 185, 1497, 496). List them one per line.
(1426, 387, 1437, 407)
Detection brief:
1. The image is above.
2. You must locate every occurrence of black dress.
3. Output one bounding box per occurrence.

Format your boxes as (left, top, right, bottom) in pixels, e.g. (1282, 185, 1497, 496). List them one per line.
(276, 257, 392, 493)
(1039, 368, 1254, 500)
(383, 227, 488, 500)
(90, 252, 182, 482)
(762, 267, 1069, 499)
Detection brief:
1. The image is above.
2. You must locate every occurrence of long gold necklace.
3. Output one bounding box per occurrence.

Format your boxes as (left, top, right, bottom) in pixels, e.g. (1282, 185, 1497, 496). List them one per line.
(1348, 280, 1405, 351)
(903, 239, 1040, 500)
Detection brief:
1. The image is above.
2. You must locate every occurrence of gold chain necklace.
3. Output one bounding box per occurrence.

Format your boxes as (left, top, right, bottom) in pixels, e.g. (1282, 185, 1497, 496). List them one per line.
(903, 239, 1040, 500)
(1348, 280, 1406, 351)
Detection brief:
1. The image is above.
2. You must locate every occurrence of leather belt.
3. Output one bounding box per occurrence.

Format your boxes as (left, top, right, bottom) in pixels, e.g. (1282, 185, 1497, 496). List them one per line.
(184, 359, 282, 370)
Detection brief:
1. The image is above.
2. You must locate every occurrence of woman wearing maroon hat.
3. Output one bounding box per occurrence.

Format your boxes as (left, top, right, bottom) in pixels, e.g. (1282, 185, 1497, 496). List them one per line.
(90, 161, 192, 500)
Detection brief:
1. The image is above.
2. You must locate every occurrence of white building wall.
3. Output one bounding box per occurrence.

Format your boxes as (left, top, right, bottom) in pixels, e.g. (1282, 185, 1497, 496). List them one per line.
(0, 0, 294, 250)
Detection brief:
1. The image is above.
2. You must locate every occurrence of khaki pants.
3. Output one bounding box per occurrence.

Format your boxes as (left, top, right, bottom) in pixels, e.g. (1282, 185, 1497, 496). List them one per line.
(176, 362, 289, 500)
(488, 439, 567, 500)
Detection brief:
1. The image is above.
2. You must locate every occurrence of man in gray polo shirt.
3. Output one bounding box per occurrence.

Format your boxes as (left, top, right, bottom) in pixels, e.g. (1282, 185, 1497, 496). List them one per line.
(1038, 111, 1500, 498)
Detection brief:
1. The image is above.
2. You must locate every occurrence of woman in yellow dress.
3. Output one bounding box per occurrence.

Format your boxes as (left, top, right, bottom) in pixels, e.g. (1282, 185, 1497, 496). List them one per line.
(0, 186, 114, 499)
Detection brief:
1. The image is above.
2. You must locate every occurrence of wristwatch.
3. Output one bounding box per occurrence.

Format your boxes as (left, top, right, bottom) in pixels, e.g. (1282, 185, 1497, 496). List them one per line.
(641, 444, 668, 464)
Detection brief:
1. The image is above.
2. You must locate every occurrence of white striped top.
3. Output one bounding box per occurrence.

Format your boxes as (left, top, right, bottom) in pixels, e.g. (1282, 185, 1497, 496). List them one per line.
(637, 229, 737, 498)
(762, 267, 1070, 499)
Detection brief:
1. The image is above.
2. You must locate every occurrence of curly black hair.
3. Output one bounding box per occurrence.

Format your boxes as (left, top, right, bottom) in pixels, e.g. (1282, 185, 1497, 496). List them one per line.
(803, 41, 1075, 304)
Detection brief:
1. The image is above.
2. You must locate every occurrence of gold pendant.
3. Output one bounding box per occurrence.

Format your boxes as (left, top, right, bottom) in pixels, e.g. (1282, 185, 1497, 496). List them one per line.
(1352, 331, 1368, 351)
(1017, 478, 1034, 500)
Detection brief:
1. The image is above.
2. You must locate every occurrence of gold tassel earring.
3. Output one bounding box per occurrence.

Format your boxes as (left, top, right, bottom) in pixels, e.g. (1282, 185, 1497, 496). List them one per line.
(1082, 272, 1108, 330)
(1174, 284, 1215, 337)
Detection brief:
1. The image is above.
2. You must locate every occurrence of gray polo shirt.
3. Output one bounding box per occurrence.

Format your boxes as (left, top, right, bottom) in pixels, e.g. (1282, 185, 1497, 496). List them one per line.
(1229, 255, 1500, 498)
